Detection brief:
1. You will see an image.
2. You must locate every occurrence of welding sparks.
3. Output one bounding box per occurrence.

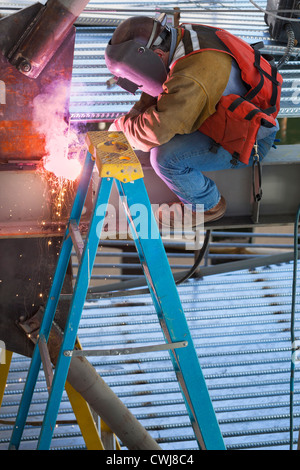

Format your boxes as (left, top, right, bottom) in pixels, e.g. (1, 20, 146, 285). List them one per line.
(33, 80, 83, 181)
(43, 155, 82, 181)
(41, 126, 83, 181)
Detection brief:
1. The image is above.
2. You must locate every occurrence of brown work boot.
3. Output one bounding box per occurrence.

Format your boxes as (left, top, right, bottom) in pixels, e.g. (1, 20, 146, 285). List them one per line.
(203, 196, 227, 223)
(155, 196, 226, 230)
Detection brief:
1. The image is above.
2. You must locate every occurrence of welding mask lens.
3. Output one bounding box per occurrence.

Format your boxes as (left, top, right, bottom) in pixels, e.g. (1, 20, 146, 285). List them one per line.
(116, 76, 140, 94)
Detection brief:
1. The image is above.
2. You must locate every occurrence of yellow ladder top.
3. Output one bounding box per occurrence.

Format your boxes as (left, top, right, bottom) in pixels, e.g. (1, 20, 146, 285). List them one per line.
(86, 131, 144, 182)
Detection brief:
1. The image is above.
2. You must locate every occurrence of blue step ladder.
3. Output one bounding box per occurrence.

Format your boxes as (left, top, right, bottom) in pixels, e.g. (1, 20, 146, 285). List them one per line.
(9, 131, 225, 450)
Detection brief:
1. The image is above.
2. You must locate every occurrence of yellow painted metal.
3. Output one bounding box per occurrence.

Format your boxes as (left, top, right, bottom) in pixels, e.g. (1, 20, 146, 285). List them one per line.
(0, 350, 13, 409)
(65, 381, 105, 450)
(115, 433, 121, 450)
(101, 419, 121, 450)
(86, 131, 144, 182)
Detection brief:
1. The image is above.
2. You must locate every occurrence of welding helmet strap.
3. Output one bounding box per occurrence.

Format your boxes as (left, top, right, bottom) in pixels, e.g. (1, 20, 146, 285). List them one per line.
(146, 20, 159, 48)
(168, 27, 178, 66)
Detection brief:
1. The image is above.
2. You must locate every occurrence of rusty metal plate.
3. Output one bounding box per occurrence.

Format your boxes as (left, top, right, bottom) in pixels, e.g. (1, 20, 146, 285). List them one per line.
(0, 5, 76, 163)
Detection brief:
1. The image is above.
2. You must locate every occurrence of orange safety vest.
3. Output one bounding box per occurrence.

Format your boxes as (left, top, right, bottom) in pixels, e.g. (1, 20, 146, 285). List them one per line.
(173, 24, 283, 165)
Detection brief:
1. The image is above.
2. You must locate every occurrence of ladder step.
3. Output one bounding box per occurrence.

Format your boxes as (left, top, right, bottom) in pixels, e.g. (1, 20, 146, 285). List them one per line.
(69, 220, 84, 261)
(63, 341, 188, 357)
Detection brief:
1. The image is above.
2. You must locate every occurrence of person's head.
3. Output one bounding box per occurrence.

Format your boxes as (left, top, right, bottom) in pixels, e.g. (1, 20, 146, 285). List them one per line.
(105, 15, 172, 96)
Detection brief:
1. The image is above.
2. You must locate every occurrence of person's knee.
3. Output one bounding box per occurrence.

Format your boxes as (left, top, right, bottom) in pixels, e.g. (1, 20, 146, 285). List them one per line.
(150, 146, 175, 174)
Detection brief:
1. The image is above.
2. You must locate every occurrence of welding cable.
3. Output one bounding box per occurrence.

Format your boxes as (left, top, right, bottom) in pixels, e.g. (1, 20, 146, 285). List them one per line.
(175, 229, 211, 286)
(290, 204, 300, 450)
(80, 229, 211, 298)
(82, 230, 211, 299)
(81, 242, 300, 299)
(103, 229, 211, 293)
(277, 23, 297, 70)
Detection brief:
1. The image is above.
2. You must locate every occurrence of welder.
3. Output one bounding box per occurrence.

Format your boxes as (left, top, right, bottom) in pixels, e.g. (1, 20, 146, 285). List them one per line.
(105, 15, 282, 227)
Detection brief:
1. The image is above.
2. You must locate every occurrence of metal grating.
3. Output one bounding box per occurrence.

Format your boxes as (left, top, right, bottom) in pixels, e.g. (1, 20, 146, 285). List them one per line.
(0, 261, 299, 450)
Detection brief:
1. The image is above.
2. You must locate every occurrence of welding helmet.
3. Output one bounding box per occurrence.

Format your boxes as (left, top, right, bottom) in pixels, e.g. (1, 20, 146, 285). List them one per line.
(105, 15, 170, 97)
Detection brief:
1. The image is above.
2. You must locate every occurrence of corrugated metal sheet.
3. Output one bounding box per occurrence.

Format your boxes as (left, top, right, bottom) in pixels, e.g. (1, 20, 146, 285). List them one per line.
(1, 1, 299, 119)
(0, 261, 299, 450)
(70, 0, 300, 120)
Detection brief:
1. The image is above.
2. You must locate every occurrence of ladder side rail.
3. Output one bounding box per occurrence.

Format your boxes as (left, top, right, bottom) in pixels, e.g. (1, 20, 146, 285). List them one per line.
(9, 153, 95, 450)
(37, 175, 113, 449)
(116, 178, 226, 450)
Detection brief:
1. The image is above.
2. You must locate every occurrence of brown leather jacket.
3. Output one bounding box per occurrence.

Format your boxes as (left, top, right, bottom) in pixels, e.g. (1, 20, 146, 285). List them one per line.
(112, 28, 232, 151)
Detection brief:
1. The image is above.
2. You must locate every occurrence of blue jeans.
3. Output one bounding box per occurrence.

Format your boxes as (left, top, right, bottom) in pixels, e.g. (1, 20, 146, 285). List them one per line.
(150, 130, 277, 211)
